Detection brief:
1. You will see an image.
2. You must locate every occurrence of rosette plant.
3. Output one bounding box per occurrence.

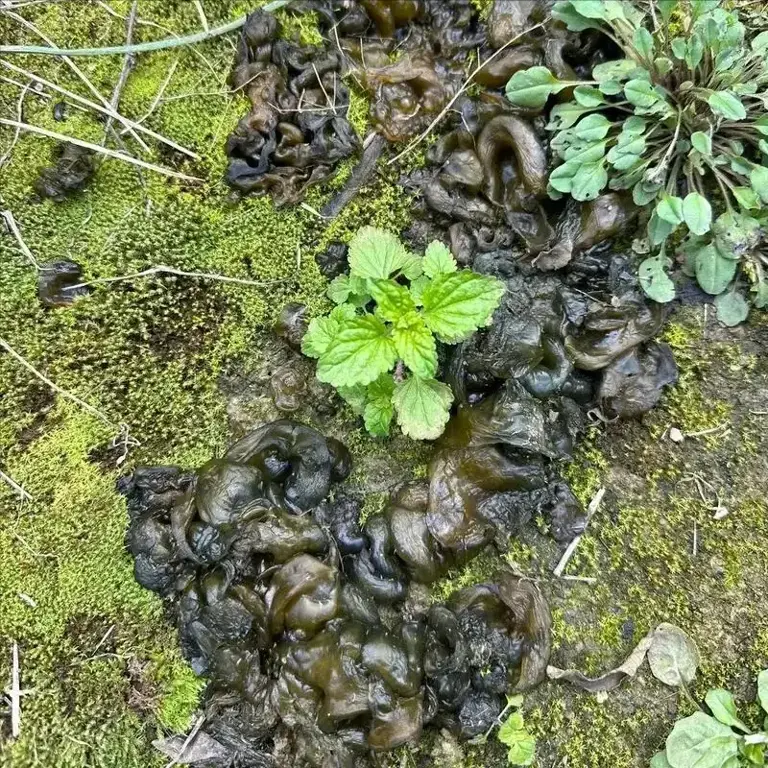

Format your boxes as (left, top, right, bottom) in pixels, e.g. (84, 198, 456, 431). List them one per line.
(505, 0, 768, 325)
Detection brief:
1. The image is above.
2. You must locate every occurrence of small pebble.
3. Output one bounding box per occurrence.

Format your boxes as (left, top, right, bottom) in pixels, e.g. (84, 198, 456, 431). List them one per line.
(669, 427, 684, 443)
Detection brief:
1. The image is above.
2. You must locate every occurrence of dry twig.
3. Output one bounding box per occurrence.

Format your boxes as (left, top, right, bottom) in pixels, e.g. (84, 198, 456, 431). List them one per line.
(0, 469, 32, 501)
(553, 488, 605, 578)
(0, 78, 30, 168)
(165, 715, 206, 768)
(103, 0, 139, 142)
(0, 119, 201, 180)
(1, 60, 199, 159)
(1, 209, 42, 270)
(63, 264, 289, 291)
(0, 336, 114, 427)
(10, 642, 20, 739)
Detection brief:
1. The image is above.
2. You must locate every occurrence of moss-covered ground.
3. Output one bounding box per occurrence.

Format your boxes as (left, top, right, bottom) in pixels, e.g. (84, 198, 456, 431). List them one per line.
(1, 3, 767, 767)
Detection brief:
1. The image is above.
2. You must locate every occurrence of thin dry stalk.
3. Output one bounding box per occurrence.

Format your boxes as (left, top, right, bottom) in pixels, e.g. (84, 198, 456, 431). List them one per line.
(388, 19, 548, 165)
(553, 488, 605, 578)
(1, 60, 200, 159)
(63, 264, 288, 291)
(0, 119, 202, 180)
(132, 58, 178, 125)
(0, 78, 30, 167)
(10, 642, 20, 738)
(5, 10, 150, 151)
(193, 0, 209, 31)
(0, 336, 114, 427)
(0, 469, 32, 501)
(103, 0, 138, 142)
(1, 209, 42, 270)
(165, 715, 206, 768)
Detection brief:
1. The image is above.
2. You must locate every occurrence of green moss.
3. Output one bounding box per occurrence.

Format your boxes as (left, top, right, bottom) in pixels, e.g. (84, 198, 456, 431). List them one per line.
(562, 429, 608, 507)
(150, 655, 205, 731)
(273, 8, 324, 46)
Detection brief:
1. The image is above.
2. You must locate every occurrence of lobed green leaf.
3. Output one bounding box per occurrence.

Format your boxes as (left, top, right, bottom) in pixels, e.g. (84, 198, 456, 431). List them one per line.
(421, 271, 505, 343)
(348, 226, 409, 279)
(316, 313, 397, 388)
(422, 240, 458, 278)
(392, 375, 453, 440)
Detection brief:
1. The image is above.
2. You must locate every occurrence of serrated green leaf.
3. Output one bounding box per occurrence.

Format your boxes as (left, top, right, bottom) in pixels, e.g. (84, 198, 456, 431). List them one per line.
(400, 253, 423, 280)
(750, 166, 768, 202)
(423, 241, 458, 278)
(498, 712, 536, 767)
(409, 275, 430, 306)
(369, 278, 417, 322)
(421, 271, 505, 343)
(665, 713, 740, 768)
(625, 78, 661, 108)
(694, 243, 738, 295)
(715, 290, 749, 326)
(683, 192, 712, 235)
(337, 384, 367, 415)
(505, 66, 562, 109)
(708, 91, 746, 120)
(639, 255, 676, 302)
(592, 58, 637, 82)
(302, 315, 342, 358)
(392, 312, 437, 378)
(348, 226, 409, 279)
(752, 30, 768, 52)
(392, 375, 453, 440)
(648, 211, 677, 245)
(327, 274, 351, 304)
(634, 27, 654, 60)
(316, 314, 397, 388)
(571, 161, 608, 201)
(574, 85, 605, 107)
(705, 689, 750, 733)
(732, 186, 760, 211)
(656, 194, 684, 225)
(363, 373, 394, 437)
(691, 131, 712, 155)
(758, 670, 768, 713)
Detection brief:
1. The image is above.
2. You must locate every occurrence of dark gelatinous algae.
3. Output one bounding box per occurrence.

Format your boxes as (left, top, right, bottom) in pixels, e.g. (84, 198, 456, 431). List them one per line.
(118, 2, 686, 765)
(34, 142, 94, 201)
(37, 260, 91, 307)
(224, 9, 359, 206)
(121, 418, 554, 766)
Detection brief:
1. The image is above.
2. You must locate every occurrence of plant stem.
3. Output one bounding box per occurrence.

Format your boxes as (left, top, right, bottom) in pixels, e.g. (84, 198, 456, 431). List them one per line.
(0, 0, 291, 56)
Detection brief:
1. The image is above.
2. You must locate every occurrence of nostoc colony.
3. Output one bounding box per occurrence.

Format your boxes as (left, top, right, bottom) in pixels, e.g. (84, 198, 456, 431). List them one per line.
(122, 418, 557, 766)
(122, 2, 685, 766)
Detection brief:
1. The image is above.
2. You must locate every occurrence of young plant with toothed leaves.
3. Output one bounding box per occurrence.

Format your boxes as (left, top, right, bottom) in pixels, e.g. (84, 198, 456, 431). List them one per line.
(504, 0, 768, 325)
(302, 227, 505, 440)
(651, 668, 768, 768)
